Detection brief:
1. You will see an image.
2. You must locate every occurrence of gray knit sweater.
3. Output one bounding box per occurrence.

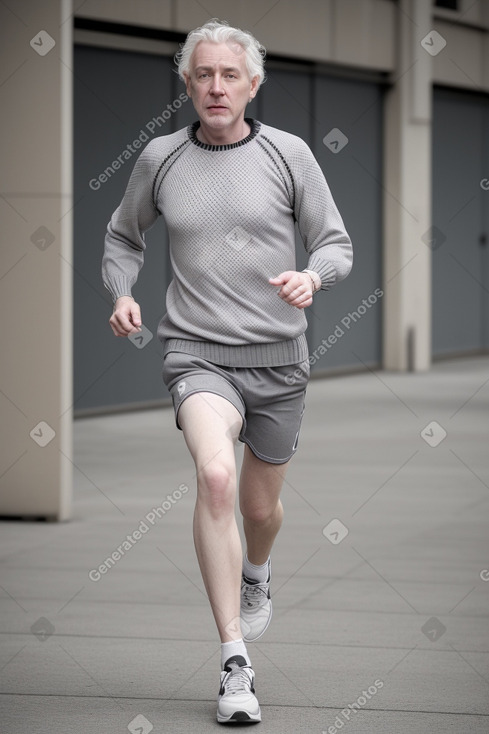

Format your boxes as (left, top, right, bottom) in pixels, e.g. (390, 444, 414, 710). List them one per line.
(102, 119, 353, 367)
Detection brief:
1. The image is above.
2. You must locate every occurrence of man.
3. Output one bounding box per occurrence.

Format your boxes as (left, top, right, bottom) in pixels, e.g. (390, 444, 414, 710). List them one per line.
(102, 19, 352, 725)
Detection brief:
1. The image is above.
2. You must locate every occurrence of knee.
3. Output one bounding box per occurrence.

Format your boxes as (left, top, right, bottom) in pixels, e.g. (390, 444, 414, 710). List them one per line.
(197, 462, 235, 518)
(241, 499, 282, 526)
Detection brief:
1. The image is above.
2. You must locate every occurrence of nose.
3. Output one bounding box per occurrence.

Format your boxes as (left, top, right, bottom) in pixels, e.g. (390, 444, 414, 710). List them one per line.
(209, 74, 224, 96)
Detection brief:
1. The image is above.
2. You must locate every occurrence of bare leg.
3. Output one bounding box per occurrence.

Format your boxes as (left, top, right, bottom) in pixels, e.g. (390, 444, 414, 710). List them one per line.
(239, 445, 289, 565)
(178, 392, 244, 642)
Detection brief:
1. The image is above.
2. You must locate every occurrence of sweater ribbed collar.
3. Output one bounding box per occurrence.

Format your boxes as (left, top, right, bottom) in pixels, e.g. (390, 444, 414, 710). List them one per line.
(188, 118, 261, 151)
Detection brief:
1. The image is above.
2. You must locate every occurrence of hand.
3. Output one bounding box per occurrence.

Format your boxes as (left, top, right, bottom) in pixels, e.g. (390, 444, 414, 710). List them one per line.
(269, 271, 316, 309)
(109, 296, 142, 336)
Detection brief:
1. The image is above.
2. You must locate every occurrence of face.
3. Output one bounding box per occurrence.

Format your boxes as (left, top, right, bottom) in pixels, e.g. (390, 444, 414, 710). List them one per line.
(184, 41, 259, 137)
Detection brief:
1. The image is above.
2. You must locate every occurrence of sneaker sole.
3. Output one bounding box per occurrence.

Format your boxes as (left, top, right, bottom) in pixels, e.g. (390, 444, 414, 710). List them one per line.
(242, 601, 273, 643)
(217, 708, 262, 724)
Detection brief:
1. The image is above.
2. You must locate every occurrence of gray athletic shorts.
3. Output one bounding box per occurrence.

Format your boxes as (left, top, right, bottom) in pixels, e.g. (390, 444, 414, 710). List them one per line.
(162, 351, 310, 464)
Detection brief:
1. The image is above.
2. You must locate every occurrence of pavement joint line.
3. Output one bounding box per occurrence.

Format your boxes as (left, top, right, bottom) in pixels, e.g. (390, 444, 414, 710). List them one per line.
(277, 558, 367, 611)
(1, 631, 486, 653)
(0, 691, 486, 717)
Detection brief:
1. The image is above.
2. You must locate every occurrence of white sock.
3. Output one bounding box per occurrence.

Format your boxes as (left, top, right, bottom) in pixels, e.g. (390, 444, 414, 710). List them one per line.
(220, 638, 250, 669)
(242, 553, 270, 584)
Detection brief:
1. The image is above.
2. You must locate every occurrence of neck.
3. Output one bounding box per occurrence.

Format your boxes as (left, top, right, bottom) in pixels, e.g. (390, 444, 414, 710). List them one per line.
(197, 119, 251, 146)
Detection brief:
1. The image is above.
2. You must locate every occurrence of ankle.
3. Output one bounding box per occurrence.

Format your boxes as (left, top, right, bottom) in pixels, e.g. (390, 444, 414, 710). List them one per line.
(242, 554, 270, 584)
(220, 638, 250, 669)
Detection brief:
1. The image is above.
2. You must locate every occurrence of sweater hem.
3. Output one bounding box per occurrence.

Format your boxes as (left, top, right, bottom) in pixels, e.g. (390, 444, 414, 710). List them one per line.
(162, 334, 309, 368)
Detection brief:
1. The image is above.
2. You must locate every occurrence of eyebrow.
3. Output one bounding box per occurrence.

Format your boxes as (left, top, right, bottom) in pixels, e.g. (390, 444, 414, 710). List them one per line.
(194, 65, 241, 74)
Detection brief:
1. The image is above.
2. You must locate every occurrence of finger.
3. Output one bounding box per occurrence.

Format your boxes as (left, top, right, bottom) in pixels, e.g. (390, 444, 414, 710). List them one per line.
(109, 317, 128, 337)
(110, 311, 137, 336)
(284, 290, 313, 308)
(269, 271, 295, 286)
(114, 310, 138, 333)
(282, 284, 310, 301)
(130, 305, 142, 327)
(296, 295, 313, 309)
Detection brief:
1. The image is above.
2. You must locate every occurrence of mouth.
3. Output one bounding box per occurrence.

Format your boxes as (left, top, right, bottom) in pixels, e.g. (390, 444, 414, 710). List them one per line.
(207, 105, 228, 111)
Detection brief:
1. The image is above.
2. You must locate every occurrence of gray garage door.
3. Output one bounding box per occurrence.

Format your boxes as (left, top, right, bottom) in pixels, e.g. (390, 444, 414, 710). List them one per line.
(432, 87, 489, 357)
(74, 43, 383, 413)
(74, 44, 178, 415)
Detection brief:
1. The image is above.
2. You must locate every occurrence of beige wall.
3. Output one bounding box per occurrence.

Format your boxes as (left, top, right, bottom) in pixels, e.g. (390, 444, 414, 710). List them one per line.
(383, 0, 433, 371)
(433, 18, 489, 91)
(0, 0, 73, 518)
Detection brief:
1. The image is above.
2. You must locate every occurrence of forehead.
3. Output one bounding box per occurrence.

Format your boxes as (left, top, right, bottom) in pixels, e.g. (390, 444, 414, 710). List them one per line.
(190, 41, 247, 72)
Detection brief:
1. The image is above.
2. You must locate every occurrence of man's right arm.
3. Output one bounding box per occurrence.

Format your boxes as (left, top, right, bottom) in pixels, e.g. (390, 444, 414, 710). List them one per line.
(101, 142, 160, 310)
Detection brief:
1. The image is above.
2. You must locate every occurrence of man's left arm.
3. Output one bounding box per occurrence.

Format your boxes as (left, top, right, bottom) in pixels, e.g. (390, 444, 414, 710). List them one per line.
(270, 141, 353, 309)
(296, 142, 353, 288)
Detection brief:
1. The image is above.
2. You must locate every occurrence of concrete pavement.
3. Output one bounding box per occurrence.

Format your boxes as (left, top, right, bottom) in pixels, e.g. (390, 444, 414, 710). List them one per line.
(1, 356, 488, 733)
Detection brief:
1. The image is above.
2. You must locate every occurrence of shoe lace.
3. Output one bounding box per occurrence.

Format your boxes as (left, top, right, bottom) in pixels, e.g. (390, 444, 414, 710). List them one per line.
(223, 666, 253, 694)
(242, 582, 268, 608)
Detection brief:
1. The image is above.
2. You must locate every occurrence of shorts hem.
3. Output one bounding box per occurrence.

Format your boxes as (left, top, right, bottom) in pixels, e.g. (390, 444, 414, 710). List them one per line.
(240, 437, 296, 465)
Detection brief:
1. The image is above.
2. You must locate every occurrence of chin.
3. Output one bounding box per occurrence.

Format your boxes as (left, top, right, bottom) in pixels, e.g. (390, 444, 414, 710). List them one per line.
(205, 114, 229, 126)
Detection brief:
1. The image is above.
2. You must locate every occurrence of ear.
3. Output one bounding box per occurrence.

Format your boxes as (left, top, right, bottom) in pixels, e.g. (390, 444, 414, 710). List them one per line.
(183, 72, 192, 98)
(248, 75, 259, 101)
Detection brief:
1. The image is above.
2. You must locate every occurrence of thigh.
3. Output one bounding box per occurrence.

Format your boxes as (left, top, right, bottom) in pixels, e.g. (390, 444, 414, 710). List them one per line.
(178, 391, 243, 471)
(163, 352, 246, 471)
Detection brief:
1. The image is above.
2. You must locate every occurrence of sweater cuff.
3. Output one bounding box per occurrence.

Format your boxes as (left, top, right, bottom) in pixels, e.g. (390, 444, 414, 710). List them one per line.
(103, 276, 134, 303)
(305, 256, 337, 291)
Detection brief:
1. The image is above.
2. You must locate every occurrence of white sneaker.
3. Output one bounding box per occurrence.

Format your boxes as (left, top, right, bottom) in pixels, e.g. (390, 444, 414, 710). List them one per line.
(241, 560, 272, 642)
(217, 655, 261, 724)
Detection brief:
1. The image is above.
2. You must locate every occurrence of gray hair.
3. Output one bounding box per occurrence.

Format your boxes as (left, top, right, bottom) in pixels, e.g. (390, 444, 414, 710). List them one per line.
(175, 19, 266, 89)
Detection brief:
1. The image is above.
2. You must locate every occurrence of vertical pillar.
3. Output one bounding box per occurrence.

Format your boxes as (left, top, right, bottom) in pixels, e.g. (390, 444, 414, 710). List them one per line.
(383, 0, 434, 370)
(0, 0, 73, 519)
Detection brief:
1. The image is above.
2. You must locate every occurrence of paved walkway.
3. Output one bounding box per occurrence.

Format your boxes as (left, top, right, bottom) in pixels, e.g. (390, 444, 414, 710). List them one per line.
(1, 356, 488, 733)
